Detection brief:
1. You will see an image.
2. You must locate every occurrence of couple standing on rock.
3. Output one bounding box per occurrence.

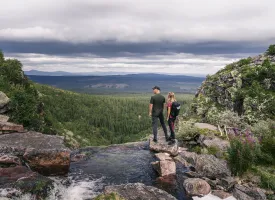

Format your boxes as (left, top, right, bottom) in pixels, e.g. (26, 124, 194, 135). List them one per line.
(149, 86, 179, 144)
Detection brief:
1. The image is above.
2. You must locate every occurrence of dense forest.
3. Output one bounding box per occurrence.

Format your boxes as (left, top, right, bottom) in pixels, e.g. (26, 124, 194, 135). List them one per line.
(0, 50, 193, 147)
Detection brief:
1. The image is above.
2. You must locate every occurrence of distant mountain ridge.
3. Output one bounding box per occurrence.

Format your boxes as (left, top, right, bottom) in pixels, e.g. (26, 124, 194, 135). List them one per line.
(27, 73, 205, 94)
(24, 70, 206, 77)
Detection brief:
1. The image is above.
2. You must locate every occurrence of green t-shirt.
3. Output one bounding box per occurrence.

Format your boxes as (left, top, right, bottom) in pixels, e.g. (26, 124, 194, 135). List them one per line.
(150, 93, 165, 117)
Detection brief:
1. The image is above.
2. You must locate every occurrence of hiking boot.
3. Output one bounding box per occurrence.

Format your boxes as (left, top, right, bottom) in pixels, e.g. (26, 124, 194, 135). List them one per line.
(168, 139, 176, 145)
(153, 139, 158, 143)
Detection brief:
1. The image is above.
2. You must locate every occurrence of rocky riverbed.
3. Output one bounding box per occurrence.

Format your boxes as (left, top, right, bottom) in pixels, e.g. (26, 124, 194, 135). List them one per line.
(0, 91, 270, 200)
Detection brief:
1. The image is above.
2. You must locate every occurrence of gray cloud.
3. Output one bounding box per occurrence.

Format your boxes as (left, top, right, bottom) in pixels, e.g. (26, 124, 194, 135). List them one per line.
(1, 0, 275, 43)
(6, 52, 246, 76)
(1, 0, 274, 75)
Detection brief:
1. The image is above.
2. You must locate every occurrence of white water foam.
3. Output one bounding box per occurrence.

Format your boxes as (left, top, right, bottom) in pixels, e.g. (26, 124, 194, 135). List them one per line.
(46, 177, 105, 200)
(193, 194, 237, 200)
(0, 177, 105, 200)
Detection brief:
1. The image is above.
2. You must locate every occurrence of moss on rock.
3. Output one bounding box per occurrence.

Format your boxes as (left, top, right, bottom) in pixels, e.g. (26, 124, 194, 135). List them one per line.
(93, 193, 125, 200)
(193, 45, 275, 124)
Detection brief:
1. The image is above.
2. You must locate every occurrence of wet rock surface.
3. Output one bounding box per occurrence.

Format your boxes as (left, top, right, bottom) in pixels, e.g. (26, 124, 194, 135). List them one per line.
(0, 154, 21, 167)
(152, 160, 176, 177)
(103, 183, 177, 200)
(0, 131, 71, 175)
(0, 166, 53, 199)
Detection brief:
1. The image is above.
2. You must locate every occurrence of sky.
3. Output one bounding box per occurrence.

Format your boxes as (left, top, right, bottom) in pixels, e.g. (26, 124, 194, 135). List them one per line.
(0, 0, 275, 76)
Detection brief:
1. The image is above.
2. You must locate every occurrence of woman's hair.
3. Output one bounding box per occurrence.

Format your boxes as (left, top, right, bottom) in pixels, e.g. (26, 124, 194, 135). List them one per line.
(167, 92, 176, 102)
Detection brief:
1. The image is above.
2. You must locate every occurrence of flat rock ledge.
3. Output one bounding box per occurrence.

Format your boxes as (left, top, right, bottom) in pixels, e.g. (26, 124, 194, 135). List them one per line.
(149, 130, 179, 156)
(0, 131, 71, 176)
(0, 121, 24, 133)
(101, 183, 177, 200)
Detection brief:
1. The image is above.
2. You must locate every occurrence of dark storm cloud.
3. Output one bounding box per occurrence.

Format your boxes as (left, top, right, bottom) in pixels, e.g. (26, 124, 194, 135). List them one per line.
(1, 0, 274, 75)
(0, 40, 268, 56)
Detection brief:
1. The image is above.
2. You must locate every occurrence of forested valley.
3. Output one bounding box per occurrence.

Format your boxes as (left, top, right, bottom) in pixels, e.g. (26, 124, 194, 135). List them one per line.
(0, 50, 193, 147)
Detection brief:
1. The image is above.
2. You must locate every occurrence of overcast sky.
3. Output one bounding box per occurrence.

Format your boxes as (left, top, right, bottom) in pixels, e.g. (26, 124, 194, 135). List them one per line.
(1, 0, 274, 75)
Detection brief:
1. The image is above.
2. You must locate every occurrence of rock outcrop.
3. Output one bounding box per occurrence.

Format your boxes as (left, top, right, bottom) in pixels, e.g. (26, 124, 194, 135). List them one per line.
(0, 131, 71, 175)
(102, 183, 177, 200)
(178, 150, 231, 179)
(233, 184, 267, 200)
(192, 50, 275, 123)
(0, 92, 9, 114)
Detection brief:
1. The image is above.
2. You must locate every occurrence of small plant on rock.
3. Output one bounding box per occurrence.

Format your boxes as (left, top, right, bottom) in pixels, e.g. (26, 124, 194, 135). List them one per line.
(266, 44, 275, 56)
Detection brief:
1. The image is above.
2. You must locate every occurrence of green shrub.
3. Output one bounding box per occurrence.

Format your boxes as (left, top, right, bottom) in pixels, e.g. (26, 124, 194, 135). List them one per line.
(207, 109, 246, 129)
(238, 58, 252, 66)
(177, 121, 199, 140)
(227, 138, 261, 176)
(192, 146, 202, 154)
(266, 44, 275, 56)
(207, 146, 219, 155)
(252, 166, 275, 192)
(251, 119, 275, 165)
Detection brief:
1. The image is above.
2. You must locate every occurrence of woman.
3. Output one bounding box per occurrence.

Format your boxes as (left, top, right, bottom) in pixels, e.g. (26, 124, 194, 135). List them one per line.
(167, 92, 177, 142)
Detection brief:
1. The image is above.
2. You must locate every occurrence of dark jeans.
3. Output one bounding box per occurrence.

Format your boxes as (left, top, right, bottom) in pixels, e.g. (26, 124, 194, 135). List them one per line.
(168, 117, 176, 139)
(152, 112, 168, 141)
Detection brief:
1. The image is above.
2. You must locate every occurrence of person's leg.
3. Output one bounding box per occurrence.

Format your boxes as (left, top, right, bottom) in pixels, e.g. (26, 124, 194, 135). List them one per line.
(152, 116, 158, 141)
(168, 118, 172, 139)
(168, 118, 176, 139)
(159, 113, 168, 140)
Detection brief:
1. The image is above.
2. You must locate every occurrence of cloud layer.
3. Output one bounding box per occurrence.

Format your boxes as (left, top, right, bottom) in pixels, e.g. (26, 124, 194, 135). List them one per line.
(1, 0, 275, 43)
(1, 0, 274, 75)
(6, 52, 246, 76)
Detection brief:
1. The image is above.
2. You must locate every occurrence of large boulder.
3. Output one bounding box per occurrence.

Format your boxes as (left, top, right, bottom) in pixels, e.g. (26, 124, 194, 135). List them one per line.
(23, 149, 70, 176)
(0, 92, 9, 110)
(103, 183, 177, 200)
(178, 151, 231, 179)
(0, 131, 71, 176)
(233, 184, 267, 200)
(0, 121, 24, 133)
(0, 166, 53, 199)
(0, 115, 9, 122)
(202, 137, 230, 152)
(151, 160, 176, 177)
(194, 123, 218, 131)
(183, 178, 211, 197)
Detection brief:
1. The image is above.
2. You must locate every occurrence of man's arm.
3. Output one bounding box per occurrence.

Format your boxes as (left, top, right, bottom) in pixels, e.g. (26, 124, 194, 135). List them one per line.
(149, 104, 153, 116)
(149, 96, 153, 116)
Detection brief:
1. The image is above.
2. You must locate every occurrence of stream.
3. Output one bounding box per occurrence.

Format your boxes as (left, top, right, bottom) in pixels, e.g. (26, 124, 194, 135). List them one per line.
(19, 142, 189, 200)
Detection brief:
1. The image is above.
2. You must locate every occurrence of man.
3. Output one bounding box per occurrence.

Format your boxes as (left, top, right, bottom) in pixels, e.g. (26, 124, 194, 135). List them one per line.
(149, 86, 168, 142)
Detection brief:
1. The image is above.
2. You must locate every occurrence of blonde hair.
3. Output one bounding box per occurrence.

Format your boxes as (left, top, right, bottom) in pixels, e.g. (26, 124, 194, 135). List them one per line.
(167, 92, 176, 103)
